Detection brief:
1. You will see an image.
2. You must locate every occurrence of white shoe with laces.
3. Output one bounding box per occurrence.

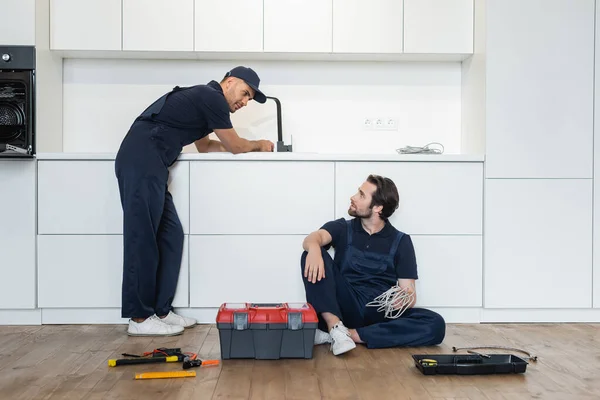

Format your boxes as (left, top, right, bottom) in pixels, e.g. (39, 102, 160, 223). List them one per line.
(127, 314, 184, 336)
(329, 322, 356, 355)
(160, 311, 197, 328)
(314, 329, 332, 345)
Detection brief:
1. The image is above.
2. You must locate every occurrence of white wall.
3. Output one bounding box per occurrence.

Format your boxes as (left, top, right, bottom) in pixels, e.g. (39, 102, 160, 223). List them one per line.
(62, 59, 463, 154)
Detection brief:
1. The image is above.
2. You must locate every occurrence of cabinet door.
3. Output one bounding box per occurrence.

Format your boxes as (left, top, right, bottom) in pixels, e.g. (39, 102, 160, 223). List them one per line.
(123, 0, 194, 51)
(412, 236, 482, 307)
(189, 235, 306, 307)
(335, 162, 483, 235)
(333, 0, 403, 54)
(403, 0, 473, 54)
(50, 0, 122, 50)
(0, 161, 36, 309)
(485, 0, 594, 178)
(38, 161, 189, 234)
(595, 0, 600, 308)
(189, 161, 334, 234)
(38, 235, 189, 308)
(484, 179, 592, 308)
(264, 0, 332, 53)
(195, 0, 263, 52)
(1, 0, 35, 45)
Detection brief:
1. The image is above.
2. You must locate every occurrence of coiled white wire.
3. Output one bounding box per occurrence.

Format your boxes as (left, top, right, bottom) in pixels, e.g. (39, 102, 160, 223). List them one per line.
(366, 285, 415, 319)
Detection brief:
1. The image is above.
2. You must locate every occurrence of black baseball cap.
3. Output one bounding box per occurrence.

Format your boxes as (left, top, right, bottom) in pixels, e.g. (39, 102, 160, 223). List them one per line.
(224, 66, 267, 104)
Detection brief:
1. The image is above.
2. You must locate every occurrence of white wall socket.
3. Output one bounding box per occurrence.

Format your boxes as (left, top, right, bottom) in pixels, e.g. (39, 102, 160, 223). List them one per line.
(363, 117, 397, 131)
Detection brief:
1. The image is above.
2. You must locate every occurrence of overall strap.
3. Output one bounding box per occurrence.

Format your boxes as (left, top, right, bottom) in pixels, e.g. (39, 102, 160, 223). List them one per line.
(346, 220, 353, 247)
(388, 231, 404, 257)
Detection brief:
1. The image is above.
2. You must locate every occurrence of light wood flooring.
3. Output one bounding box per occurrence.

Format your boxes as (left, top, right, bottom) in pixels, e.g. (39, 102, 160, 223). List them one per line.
(0, 323, 598, 399)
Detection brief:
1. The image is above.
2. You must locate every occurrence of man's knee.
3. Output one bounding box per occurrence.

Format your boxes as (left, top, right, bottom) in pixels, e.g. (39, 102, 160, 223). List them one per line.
(428, 311, 446, 345)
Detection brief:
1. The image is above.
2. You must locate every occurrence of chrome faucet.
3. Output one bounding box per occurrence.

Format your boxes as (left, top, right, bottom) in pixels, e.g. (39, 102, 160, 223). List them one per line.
(266, 96, 292, 152)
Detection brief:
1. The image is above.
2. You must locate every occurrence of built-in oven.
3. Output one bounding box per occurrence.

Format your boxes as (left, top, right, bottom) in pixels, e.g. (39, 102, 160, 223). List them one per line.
(0, 45, 35, 157)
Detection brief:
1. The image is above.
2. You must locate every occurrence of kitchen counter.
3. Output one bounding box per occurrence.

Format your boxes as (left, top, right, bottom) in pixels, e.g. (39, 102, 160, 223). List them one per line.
(35, 152, 484, 162)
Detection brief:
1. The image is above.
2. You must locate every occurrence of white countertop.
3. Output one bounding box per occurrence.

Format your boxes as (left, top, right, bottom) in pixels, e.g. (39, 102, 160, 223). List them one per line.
(36, 152, 484, 162)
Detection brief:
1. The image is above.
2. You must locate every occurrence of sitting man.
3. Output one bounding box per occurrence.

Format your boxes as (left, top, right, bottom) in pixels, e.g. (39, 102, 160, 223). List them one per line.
(300, 174, 446, 355)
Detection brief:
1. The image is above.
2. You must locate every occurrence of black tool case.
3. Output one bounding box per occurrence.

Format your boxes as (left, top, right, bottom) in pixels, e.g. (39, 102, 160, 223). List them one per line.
(412, 354, 529, 375)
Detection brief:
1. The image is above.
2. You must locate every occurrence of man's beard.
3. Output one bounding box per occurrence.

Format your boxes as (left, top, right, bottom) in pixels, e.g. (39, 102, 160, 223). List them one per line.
(348, 207, 372, 218)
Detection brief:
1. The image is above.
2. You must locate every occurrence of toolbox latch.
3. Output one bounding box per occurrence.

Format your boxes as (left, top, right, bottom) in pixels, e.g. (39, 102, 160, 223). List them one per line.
(233, 312, 249, 330)
(287, 312, 303, 330)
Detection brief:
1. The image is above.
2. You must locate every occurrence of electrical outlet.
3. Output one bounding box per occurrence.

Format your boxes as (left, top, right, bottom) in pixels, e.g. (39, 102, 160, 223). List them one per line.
(384, 118, 397, 131)
(363, 117, 398, 131)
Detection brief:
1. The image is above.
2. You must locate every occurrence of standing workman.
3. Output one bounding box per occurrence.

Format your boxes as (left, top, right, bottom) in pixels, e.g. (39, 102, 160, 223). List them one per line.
(115, 66, 274, 336)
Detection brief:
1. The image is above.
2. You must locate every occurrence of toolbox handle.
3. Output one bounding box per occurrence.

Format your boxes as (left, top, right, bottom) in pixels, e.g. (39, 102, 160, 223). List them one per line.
(249, 303, 284, 308)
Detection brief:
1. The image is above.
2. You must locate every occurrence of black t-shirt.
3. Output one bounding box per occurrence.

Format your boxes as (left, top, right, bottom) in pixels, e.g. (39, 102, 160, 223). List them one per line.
(132, 80, 233, 165)
(152, 80, 233, 137)
(321, 217, 418, 280)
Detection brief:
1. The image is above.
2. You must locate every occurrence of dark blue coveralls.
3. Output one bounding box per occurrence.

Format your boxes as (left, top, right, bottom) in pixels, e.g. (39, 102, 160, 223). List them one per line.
(301, 218, 446, 348)
(115, 81, 233, 319)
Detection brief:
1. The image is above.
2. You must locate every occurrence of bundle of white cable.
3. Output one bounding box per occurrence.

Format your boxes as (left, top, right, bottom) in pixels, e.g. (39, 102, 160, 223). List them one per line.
(366, 285, 415, 319)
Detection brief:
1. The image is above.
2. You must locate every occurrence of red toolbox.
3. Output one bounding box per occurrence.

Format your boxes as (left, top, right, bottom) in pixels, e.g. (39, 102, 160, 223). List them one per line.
(216, 302, 319, 360)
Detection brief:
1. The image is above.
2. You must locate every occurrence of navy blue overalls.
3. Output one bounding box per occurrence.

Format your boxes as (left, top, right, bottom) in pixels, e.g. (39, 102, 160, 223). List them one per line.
(301, 220, 446, 348)
(115, 81, 232, 319)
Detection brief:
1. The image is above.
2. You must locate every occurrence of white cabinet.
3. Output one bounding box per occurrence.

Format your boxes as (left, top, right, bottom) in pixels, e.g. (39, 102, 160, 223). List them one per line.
(412, 236, 482, 307)
(38, 161, 189, 234)
(484, 179, 592, 308)
(37, 235, 189, 308)
(189, 235, 306, 307)
(123, 0, 194, 51)
(195, 0, 263, 52)
(189, 161, 334, 234)
(264, 0, 332, 53)
(0, 0, 35, 45)
(332, 0, 403, 54)
(403, 0, 473, 54)
(334, 162, 483, 235)
(0, 161, 36, 309)
(50, 0, 122, 50)
(485, 0, 594, 179)
(595, 0, 600, 308)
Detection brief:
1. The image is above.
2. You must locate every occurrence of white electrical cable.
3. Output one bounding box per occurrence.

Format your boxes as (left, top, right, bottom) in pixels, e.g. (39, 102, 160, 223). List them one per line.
(396, 142, 444, 155)
(366, 285, 415, 319)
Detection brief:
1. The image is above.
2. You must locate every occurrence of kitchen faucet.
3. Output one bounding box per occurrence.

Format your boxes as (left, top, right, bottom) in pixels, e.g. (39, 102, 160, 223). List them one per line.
(266, 96, 292, 152)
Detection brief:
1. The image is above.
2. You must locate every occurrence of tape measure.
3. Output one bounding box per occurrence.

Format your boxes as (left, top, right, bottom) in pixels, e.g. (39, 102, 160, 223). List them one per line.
(419, 358, 438, 367)
(134, 370, 196, 380)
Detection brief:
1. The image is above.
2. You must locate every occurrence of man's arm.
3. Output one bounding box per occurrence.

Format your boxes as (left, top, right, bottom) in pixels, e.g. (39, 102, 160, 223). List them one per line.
(393, 235, 419, 310)
(396, 278, 417, 308)
(213, 128, 273, 154)
(302, 229, 333, 252)
(194, 136, 227, 153)
(302, 229, 333, 284)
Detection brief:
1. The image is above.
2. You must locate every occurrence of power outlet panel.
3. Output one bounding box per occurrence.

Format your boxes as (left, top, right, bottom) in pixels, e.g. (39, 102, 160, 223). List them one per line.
(363, 117, 398, 131)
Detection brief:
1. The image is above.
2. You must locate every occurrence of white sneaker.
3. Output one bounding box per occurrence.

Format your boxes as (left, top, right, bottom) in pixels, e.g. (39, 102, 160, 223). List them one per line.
(314, 329, 332, 345)
(127, 315, 184, 337)
(329, 322, 356, 356)
(159, 311, 197, 328)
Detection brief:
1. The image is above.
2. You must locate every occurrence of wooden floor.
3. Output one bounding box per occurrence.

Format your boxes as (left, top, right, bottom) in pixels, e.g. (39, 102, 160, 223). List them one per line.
(0, 323, 599, 400)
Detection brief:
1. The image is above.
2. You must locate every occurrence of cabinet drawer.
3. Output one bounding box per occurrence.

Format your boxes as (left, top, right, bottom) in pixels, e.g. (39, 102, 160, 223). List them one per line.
(38, 161, 189, 234)
(335, 162, 483, 234)
(189, 161, 334, 234)
(38, 235, 189, 308)
(412, 235, 482, 307)
(189, 235, 306, 307)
